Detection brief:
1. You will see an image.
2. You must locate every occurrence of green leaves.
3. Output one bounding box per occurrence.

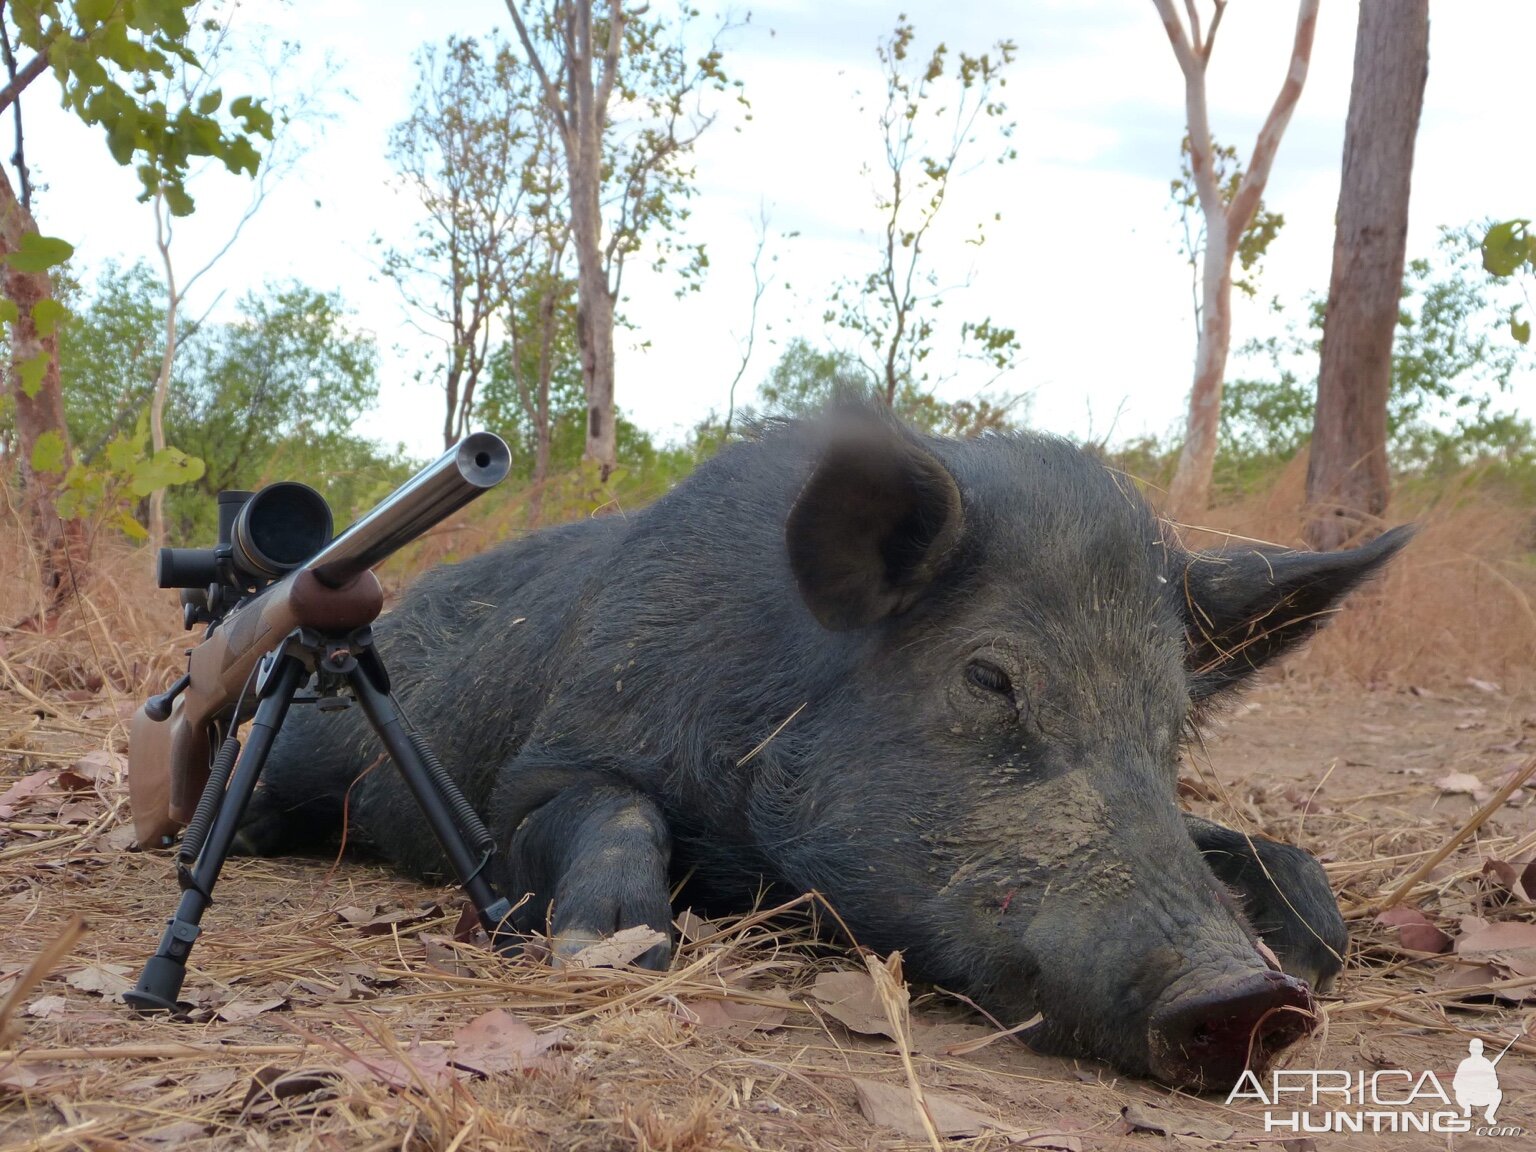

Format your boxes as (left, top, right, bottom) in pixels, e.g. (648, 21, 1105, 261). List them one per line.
(129, 447, 204, 496)
(30, 430, 66, 474)
(53, 409, 205, 539)
(31, 299, 65, 337)
(19, 352, 51, 398)
(832, 16, 1018, 404)
(15, 0, 273, 215)
(1481, 219, 1533, 277)
(5, 233, 75, 273)
(1481, 221, 1534, 345)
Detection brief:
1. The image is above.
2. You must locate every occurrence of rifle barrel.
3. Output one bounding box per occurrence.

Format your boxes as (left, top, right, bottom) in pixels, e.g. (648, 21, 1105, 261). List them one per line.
(306, 432, 512, 588)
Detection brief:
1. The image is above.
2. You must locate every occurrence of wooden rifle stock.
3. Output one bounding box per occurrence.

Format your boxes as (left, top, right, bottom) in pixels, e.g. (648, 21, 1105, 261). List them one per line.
(127, 432, 511, 848)
(129, 570, 384, 846)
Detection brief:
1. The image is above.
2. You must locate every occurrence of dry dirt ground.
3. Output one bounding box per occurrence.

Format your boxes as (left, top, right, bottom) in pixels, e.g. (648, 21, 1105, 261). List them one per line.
(2, 675, 1534, 1152)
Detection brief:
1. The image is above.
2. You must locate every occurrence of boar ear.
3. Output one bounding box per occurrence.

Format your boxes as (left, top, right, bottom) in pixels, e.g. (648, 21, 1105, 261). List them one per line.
(786, 423, 964, 631)
(1182, 525, 1413, 698)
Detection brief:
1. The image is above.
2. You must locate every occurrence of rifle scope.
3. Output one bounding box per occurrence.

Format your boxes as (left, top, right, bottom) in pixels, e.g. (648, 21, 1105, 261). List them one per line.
(154, 433, 512, 627)
(158, 482, 334, 595)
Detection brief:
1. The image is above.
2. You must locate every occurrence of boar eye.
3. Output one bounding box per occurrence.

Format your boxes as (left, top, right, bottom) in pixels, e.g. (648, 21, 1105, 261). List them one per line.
(966, 660, 1013, 696)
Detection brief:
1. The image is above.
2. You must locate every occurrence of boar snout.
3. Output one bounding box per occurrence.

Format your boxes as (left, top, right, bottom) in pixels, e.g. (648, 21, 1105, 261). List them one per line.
(1146, 967, 1316, 1090)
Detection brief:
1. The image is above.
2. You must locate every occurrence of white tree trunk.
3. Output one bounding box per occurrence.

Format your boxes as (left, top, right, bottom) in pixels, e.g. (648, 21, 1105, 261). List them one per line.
(150, 193, 179, 552)
(1154, 0, 1319, 520)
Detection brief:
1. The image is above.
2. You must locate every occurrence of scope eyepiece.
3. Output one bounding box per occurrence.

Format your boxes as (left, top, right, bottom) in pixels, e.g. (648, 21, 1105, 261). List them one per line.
(231, 482, 333, 582)
(157, 547, 221, 591)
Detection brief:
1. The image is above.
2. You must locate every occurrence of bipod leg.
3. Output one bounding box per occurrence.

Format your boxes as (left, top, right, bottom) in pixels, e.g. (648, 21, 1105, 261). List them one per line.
(125, 650, 308, 1014)
(338, 645, 514, 947)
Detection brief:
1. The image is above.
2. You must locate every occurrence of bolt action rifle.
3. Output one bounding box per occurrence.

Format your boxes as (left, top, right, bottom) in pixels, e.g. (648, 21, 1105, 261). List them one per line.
(124, 433, 517, 1013)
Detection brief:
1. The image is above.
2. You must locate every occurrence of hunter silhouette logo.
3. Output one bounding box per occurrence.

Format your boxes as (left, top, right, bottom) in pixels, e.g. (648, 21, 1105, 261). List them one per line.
(1454, 1035, 1516, 1124)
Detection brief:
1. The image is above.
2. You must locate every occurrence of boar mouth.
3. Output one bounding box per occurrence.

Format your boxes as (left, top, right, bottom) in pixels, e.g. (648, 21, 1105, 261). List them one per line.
(1144, 968, 1317, 1091)
(1016, 966, 1317, 1092)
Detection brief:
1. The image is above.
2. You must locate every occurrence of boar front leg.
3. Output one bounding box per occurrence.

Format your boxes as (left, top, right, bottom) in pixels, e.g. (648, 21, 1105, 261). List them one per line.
(1182, 813, 1347, 993)
(492, 765, 674, 971)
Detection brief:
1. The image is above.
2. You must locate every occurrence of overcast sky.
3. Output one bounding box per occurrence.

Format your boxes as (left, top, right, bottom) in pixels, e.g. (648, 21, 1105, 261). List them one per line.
(20, 0, 1535, 461)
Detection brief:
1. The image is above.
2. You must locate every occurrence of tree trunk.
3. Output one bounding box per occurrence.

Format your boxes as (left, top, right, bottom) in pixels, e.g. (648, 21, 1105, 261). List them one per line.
(0, 165, 86, 619)
(568, 13, 620, 485)
(1166, 226, 1233, 516)
(1304, 0, 1428, 551)
(528, 288, 560, 528)
(150, 193, 179, 553)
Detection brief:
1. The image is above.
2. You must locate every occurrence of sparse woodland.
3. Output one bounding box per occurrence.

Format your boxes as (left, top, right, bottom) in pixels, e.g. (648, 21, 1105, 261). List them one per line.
(0, 2, 1533, 1149)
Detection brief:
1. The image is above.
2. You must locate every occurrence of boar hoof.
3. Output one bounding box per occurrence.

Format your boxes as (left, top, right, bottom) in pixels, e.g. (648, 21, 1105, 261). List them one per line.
(1185, 816, 1348, 994)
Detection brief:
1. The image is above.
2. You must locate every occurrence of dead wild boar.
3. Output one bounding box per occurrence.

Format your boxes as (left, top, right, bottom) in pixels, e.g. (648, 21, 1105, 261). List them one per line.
(237, 407, 1408, 1089)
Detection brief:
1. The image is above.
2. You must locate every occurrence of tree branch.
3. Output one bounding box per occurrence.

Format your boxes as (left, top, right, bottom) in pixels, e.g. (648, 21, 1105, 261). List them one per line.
(1225, 0, 1318, 248)
(593, 0, 626, 124)
(1151, 0, 1199, 78)
(1152, 0, 1223, 225)
(1182, 0, 1202, 54)
(504, 1, 571, 145)
(0, 49, 46, 117)
(1202, 0, 1227, 60)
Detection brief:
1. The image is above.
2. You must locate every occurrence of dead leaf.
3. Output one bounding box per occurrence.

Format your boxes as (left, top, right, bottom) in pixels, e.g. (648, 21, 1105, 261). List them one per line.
(103, 825, 137, 852)
(1435, 771, 1490, 802)
(70, 749, 124, 778)
(1435, 961, 1536, 1003)
(0, 770, 55, 818)
(335, 902, 442, 936)
(56, 801, 98, 825)
(215, 996, 288, 1022)
(675, 909, 719, 943)
(65, 963, 133, 997)
(242, 1065, 342, 1115)
(422, 934, 475, 977)
(182, 1067, 240, 1098)
(53, 769, 95, 793)
(678, 995, 790, 1034)
(1481, 858, 1536, 903)
(452, 901, 488, 945)
(25, 994, 66, 1018)
(853, 1077, 991, 1139)
(1375, 907, 1453, 954)
(450, 1009, 566, 1075)
(0, 1061, 77, 1093)
(141, 1120, 210, 1146)
(341, 1040, 457, 1091)
(82, 702, 135, 723)
(565, 925, 667, 968)
(1014, 1136, 1083, 1151)
(1281, 785, 1331, 815)
(1455, 921, 1536, 976)
(809, 969, 891, 1037)
(1120, 1102, 1237, 1141)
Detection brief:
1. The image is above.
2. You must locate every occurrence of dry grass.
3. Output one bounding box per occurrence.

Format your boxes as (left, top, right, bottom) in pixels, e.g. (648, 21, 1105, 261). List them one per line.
(0, 468, 1533, 1150)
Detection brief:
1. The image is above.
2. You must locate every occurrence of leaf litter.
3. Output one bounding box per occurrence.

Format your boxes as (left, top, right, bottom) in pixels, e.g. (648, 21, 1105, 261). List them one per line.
(3, 665, 1536, 1146)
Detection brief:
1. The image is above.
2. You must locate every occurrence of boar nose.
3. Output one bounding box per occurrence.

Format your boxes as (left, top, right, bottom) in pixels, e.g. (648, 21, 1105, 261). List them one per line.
(1145, 968, 1316, 1090)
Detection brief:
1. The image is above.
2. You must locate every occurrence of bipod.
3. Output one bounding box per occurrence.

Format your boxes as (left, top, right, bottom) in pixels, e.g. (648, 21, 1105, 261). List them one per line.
(124, 626, 515, 1014)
